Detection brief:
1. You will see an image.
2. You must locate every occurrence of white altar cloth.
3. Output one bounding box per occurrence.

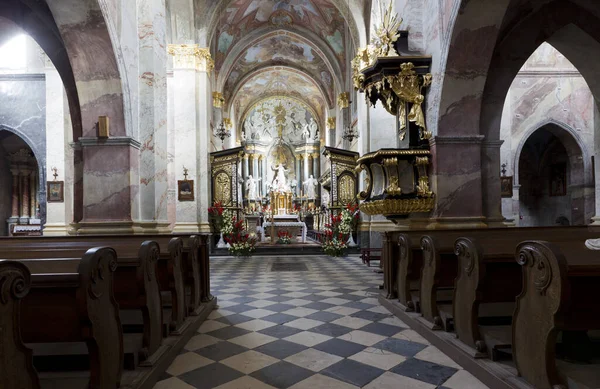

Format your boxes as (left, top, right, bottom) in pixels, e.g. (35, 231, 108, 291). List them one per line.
(261, 221, 307, 243)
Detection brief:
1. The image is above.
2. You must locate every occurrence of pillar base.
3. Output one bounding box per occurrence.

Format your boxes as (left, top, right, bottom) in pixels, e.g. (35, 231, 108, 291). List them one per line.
(425, 217, 487, 229)
(69, 220, 171, 235)
(484, 217, 509, 228)
(591, 216, 600, 225)
(172, 222, 202, 233)
(43, 223, 69, 236)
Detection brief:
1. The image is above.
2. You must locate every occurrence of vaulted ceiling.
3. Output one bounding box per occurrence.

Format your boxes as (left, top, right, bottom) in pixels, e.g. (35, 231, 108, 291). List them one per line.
(208, 0, 356, 123)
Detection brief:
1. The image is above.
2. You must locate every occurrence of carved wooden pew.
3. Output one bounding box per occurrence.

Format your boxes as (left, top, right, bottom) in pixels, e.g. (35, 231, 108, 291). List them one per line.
(391, 227, 600, 332)
(0, 260, 40, 389)
(452, 229, 600, 359)
(12, 247, 123, 389)
(513, 240, 600, 389)
(0, 236, 192, 334)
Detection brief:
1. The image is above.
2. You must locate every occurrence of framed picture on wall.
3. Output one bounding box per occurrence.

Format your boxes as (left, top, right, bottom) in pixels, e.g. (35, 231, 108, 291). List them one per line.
(550, 163, 567, 197)
(178, 180, 194, 201)
(47, 181, 64, 202)
(500, 176, 513, 198)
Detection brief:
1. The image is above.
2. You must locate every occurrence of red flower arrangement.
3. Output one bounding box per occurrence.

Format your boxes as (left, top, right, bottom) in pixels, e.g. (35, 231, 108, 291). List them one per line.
(277, 229, 292, 244)
(223, 216, 257, 257)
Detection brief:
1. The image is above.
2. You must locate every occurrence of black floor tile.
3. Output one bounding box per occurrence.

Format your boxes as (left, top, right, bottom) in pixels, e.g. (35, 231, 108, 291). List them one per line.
(312, 338, 367, 357)
(303, 302, 337, 311)
(258, 325, 304, 339)
(343, 301, 378, 310)
(195, 341, 249, 361)
(305, 311, 344, 323)
(351, 310, 390, 322)
(216, 314, 254, 325)
(250, 361, 314, 389)
(230, 296, 257, 304)
(309, 323, 354, 338)
(261, 313, 298, 325)
(321, 359, 384, 387)
(262, 303, 296, 312)
(204, 326, 252, 340)
(390, 358, 458, 386)
(360, 322, 403, 337)
(179, 362, 243, 389)
(224, 304, 255, 314)
(254, 339, 309, 359)
(373, 338, 427, 357)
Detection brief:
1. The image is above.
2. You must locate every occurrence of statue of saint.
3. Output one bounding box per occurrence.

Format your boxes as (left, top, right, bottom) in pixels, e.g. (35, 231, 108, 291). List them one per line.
(309, 118, 318, 137)
(302, 124, 311, 140)
(246, 175, 261, 200)
(304, 175, 319, 200)
(271, 163, 289, 192)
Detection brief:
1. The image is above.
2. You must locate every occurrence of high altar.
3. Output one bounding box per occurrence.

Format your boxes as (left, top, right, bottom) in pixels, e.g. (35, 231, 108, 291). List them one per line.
(270, 191, 293, 215)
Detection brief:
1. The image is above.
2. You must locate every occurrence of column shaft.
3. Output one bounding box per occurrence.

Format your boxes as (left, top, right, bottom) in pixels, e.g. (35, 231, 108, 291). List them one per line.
(10, 170, 19, 218)
(21, 171, 30, 218)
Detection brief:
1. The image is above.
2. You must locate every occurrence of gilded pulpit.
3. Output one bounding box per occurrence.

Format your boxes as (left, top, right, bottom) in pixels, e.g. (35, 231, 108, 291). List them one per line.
(353, 3, 435, 221)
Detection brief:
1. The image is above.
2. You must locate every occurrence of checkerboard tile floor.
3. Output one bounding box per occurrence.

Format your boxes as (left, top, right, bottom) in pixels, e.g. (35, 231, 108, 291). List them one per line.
(154, 255, 488, 389)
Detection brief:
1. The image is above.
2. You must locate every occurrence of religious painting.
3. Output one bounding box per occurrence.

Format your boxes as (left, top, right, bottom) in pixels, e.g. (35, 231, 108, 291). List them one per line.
(550, 163, 567, 197)
(500, 176, 513, 198)
(178, 180, 194, 201)
(47, 181, 64, 203)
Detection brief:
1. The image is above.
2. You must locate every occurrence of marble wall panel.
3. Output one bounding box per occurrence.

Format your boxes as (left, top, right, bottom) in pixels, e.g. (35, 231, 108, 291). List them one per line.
(82, 145, 134, 221)
(0, 146, 11, 235)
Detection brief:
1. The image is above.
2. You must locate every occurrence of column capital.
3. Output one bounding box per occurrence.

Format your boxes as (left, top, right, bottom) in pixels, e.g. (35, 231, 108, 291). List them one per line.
(168, 44, 214, 73)
(327, 117, 336, 130)
(296, 155, 302, 161)
(311, 153, 320, 159)
(213, 92, 225, 108)
(337, 92, 350, 109)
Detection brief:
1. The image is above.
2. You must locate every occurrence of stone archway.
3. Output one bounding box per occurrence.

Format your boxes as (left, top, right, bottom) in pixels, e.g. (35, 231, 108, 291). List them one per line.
(0, 129, 44, 235)
(515, 123, 591, 226)
(435, 0, 600, 227)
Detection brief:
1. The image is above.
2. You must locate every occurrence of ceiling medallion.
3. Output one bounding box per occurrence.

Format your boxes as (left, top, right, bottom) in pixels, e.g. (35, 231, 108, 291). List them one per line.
(270, 10, 294, 27)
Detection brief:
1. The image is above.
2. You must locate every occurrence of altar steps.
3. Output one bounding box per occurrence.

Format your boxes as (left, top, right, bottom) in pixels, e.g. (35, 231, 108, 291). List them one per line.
(211, 241, 361, 256)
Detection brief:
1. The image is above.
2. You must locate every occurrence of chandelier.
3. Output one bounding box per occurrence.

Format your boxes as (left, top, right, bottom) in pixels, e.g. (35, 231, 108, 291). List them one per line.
(214, 121, 231, 144)
(342, 125, 359, 143)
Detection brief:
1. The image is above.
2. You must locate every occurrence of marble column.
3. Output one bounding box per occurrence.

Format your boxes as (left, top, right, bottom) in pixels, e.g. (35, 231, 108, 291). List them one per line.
(20, 169, 30, 219)
(243, 155, 249, 179)
(429, 136, 486, 228)
(295, 155, 302, 192)
(29, 171, 36, 218)
(196, 48, 213, 233)
(10, 169, 19, 218)
(138, 0, 169, 232)
(303, 153, 310, 182)
(481, 141, 505, 227)
(257, 155, 263, 197)
(44, 67, 68, 235)
(312, 153, 320, 179)
(261, 156, 267, 196)
(170, 44, 210, 232)
(252, 154, 259, 179)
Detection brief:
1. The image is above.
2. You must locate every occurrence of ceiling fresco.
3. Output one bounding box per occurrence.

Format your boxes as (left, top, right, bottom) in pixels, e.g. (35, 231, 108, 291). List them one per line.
(214, 0, 347, 71)
(232, 67, 326, 123)
(223, 32, 334, 104)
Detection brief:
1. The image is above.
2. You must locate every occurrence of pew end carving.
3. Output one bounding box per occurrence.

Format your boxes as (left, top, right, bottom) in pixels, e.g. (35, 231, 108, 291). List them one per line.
(136, 240, 165, 365)
(513, 241, 569, 389)
(0, 260, 39, 389)
(453, 237, 486, 355)
(76, 247, 124, 388)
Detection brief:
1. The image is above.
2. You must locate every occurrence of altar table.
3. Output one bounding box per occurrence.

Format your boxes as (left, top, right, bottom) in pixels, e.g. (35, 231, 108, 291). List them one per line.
(261, 221, 307, 243)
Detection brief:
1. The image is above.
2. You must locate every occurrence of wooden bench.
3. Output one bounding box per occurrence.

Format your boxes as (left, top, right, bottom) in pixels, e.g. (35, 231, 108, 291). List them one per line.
(0, 260, 40, 388)
(0, 234, 207, 335)
(513, 240, 600, 389)
(5, 247, 123, 388)
(361, 248, 382, 267)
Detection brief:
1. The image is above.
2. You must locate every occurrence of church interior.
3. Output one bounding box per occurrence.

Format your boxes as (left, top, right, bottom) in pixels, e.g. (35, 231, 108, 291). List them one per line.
(1, 0, 600, 388)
